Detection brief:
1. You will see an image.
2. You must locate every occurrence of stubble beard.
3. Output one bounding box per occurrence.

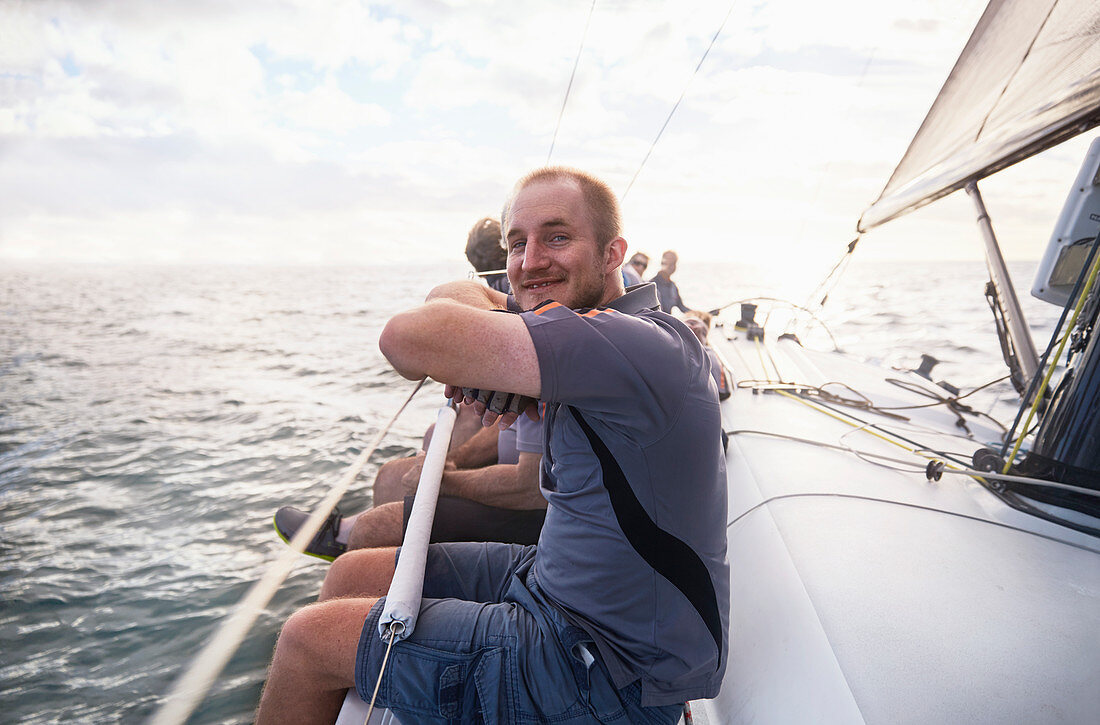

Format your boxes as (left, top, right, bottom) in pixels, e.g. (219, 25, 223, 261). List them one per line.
(512, 273, 606, 312)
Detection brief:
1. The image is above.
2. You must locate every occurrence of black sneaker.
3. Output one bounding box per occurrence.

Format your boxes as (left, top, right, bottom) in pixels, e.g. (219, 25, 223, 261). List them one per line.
(273, 506, 347, 561)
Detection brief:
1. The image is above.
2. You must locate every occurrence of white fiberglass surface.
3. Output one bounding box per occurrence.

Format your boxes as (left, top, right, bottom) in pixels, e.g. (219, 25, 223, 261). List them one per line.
(761, 496, 1100, 724)
(719, 496, 866, 724)
(717, 335, 1099, 550)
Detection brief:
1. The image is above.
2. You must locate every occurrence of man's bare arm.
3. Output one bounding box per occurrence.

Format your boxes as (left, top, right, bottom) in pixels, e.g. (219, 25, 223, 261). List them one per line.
(403, 451, 543, 510)
(379, 281, 541, 398)
(447, 425, 499, 469)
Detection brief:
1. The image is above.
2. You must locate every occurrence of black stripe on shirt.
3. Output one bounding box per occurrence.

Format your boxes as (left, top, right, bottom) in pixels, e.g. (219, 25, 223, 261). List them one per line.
(566, 406, 722, 665)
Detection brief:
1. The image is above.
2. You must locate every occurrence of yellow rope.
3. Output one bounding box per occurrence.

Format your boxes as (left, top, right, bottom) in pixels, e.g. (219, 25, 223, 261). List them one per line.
(754, 338, 775, 382)
(775, 389, 966, 473)
(1002, 251, 1100, 474)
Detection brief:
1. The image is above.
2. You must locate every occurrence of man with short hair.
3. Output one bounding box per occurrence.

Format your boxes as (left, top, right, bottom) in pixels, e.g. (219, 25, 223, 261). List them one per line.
(465, 216, 510, 293)
(650, 249, 690, 313)
(257, 167, 729, 724)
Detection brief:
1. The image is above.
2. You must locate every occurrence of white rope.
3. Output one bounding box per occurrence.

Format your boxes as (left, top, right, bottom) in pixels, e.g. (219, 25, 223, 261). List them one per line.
(150, 377, 427, 725)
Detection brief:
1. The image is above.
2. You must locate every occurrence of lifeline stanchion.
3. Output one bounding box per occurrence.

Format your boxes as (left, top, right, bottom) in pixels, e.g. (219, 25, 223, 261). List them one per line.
(334, 400, 458, 725)
(150, 377, 427, 725)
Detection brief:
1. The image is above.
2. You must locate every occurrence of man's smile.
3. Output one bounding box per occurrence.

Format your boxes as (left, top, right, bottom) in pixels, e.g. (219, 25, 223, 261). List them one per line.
(524, 279, 560, 289)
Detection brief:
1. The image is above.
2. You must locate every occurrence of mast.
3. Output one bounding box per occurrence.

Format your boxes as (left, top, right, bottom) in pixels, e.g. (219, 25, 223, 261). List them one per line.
(966, 181, 1039, 388)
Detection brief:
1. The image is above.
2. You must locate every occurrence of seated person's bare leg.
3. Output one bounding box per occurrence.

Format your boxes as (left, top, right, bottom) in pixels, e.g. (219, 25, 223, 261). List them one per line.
(258, 549, 396, 721)
(345, 502, 405, 551)
(320, 546, 398, 601)
(255, 597, 376, 725)
(370, 456, 422, 506)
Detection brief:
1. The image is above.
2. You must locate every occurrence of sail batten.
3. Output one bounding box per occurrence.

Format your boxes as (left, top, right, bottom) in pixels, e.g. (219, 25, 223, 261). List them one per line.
(858, 0, 1100, 233)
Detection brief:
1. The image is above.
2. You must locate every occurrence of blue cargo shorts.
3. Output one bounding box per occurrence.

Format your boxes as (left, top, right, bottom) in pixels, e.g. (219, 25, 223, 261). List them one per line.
(354, 542, 682, 724)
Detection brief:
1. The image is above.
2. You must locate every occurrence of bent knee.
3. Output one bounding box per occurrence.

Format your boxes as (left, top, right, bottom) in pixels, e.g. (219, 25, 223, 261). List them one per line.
(277, 603, 334, 661)
(275, 599, 376, 686)
(347, 503, 405, 551)
(321, 547, 397, 600)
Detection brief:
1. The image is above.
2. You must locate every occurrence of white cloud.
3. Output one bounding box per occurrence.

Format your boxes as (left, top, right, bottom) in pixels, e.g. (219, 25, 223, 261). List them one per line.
(1, 0, 1089, 272)
(273, 78, 391, 134)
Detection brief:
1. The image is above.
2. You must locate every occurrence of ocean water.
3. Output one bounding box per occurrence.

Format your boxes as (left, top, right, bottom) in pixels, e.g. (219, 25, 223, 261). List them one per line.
(0, 259, 1061, 724)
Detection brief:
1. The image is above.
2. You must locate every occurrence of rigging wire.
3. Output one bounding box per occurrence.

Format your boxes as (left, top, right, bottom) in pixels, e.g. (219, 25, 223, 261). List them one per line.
(714, 296, 841, 350)
(1001, 246, 1100, 473)
(785, 47, 877, 329)
(547, 0, 597, 166)
(150, 377, 428, 725)
(792, 48, 877, 249)
(772, 388, 973, 470)
(880, 374, 1010, 410)
(727, 429, 1100, 499)
(720, 333, 1100, 537)
(620, 0, 738, 201)
(800, 237, 860, 311)
(364, 624, 401, 725)
(1000, 232, 1100, 463)
(880, 377, 1007, 435)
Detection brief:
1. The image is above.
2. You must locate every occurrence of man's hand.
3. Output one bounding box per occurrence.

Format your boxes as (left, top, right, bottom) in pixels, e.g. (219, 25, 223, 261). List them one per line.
(444, 384, 540, 428)
(400, 452, 458, 494)
(424, 280, 508, 310)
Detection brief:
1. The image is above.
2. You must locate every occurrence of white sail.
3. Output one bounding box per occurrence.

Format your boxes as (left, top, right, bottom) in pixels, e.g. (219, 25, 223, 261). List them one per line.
(858, 0, 1100, 232)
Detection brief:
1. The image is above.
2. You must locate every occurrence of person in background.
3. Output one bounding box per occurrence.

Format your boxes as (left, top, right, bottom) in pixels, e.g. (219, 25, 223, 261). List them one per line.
(272, 409, 546, 559)
(622, 251, 648, 287)
(649, 249, 690, 313)
(465, 217, 510, 293)
(629, 252, 649, 278)
(682, 309, 731, 401)
(273, 216, 532, 558)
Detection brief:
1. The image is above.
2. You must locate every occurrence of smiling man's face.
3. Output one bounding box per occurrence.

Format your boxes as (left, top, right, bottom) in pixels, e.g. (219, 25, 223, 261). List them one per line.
(504, 178, 614, 311)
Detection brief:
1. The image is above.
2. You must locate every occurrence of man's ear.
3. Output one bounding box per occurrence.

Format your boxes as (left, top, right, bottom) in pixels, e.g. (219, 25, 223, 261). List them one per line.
(606, 237, 627, 272)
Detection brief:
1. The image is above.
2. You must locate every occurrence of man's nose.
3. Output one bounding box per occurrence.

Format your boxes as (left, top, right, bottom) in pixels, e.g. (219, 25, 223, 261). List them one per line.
(522, 240, 549, 270)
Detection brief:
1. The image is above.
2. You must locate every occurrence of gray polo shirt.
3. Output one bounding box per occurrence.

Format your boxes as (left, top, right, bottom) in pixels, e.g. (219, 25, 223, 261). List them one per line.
(520, 283, 729, 706)
(515, 410, 543, 454)
(497, 423, 519, 465)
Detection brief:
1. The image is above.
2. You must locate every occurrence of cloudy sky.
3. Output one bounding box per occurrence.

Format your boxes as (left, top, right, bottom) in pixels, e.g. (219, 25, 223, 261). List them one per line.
(1, 0, 1094, 269)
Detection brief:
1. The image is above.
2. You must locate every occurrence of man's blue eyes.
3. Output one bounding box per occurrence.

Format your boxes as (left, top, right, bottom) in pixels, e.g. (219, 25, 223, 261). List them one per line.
(510, 235, 568, 252)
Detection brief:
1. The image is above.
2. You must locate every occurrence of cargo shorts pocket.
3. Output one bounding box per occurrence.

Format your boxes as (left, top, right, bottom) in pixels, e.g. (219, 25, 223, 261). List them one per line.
(569, 642, 679, 725)
(383, 641, 514, 724)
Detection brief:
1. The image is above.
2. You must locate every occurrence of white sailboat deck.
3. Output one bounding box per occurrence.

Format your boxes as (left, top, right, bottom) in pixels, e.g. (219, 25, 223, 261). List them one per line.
(690, 329, 1100, 724)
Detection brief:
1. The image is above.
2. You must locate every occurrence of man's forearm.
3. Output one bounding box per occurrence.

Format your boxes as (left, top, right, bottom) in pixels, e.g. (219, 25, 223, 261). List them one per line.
(378, 297, 541, 395)
(447, 425, 499, 469)
(438, 464, 544, 510)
